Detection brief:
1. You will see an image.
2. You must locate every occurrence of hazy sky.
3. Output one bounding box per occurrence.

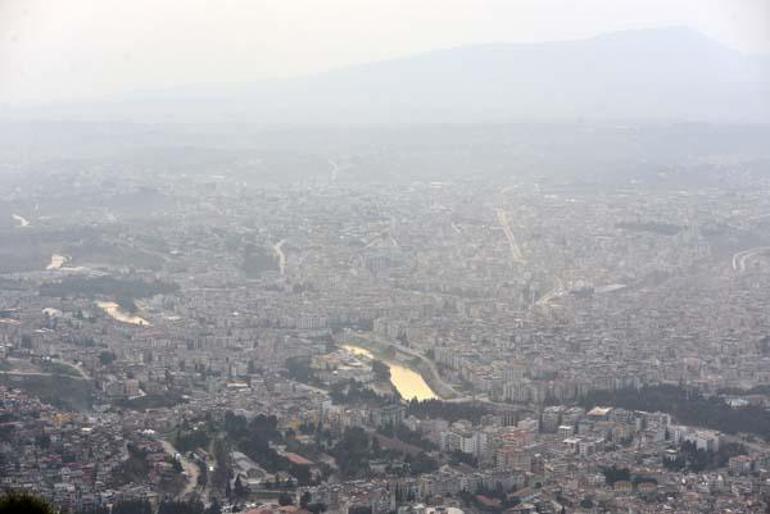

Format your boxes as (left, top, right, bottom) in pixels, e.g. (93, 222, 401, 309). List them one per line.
(1, 0, 769, 105)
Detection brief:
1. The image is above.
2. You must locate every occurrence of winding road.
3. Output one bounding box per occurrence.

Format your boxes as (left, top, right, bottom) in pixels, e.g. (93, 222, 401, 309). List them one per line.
(732, 246, 770, 273)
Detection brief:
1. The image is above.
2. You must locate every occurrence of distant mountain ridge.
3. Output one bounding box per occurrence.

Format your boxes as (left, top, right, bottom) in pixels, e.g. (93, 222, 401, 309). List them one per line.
(5, 27, 770, 124)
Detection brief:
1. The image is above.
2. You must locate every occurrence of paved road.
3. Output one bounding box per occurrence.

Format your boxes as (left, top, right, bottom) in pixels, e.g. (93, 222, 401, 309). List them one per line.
(272, 239, 287, 275)
(732, 246, 770, 272)
(159, 439, 200, 499)
(0, 371, 62, 377)
(496, 208, 525, 264)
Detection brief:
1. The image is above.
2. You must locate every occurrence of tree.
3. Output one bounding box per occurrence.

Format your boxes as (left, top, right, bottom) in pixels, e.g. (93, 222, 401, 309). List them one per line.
(408, 452, 439, 475)
(197, 461, 208, 486)
(234, 475, 248, 499)
(175, 427, 210, 452)
(278, 493, 294, 506)
(212, 438, 232, 492)
(601, 465, 630, 486)
(99, 351, 116, 366)
(116, 294, 139, 314)
(0, 492, 54, 514)
(158, 499, 205, 514)
(371, 360, 391, 381)
(35, 434, 51, 449)
(308, 503, 327, 514)
(112, 499, 153, 514)
(77, 507, 110, 514)
(406, 398, 490, 423)
(331, 427, 373, 478)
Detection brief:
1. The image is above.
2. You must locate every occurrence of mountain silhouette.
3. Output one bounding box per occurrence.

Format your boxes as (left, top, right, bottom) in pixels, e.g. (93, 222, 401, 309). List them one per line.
(7, 27, 769, 124)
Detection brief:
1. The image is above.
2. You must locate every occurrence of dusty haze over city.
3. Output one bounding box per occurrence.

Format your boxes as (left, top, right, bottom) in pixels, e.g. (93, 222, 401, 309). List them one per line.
(1, 2, 770, 514)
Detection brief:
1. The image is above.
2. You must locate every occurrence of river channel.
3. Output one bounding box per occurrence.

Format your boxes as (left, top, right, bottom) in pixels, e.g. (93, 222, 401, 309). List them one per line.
(96, 301, 151, 326)
(342, 344, 437, 401)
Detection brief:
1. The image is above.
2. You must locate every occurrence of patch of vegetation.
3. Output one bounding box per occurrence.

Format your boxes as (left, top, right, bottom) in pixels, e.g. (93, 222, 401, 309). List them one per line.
(221, 411, 315, 486)
(116, 294, 139, 313)
(0, 229, 66, 273)
(66, 234, 167, 272)
(108, 499, 153, 514)
(405, 451, 439, 475)
(580, 384, 770, 440)
(241, 243, 279, 277)
(285, 356, 323, 388)
(99, 351, 116, 366)
(40, 360, 81, 377)
(330, 427, 377, 478)
(458, 487, 520, 513)
(329, 379, 391, 407)
(663, 441, 747, 472)
(157, 498, 221, 514)
(601, 465, 630, 486)
(377, 423, 437, 451)
(0, 373, 93, 411)
(175, 427, 211, 453)
(718, 382, 770, 395)
(372, 359, 391, 381)
(0, 491, 55, 514)
(406, 398, 491, 423)
(450, 449, 478, 468)
(39, 276, 178, 301)
(114, 393, 186, 411)
(615, 221, 682, 235)
(111, 443, 151, 486)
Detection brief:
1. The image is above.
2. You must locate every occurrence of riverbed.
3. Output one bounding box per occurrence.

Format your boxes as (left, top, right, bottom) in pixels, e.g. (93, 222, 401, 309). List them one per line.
(273, 239, 287, 275)
(46, 254, 69, 270)
(342, 344, 437, 401)
(96, 301, 151, 326)
(12, 214, 30, 227)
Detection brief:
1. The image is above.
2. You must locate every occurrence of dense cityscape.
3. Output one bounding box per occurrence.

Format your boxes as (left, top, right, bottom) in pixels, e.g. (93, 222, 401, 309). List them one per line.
(2, 1, 770, 512)
(0, 120, 770, 513)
